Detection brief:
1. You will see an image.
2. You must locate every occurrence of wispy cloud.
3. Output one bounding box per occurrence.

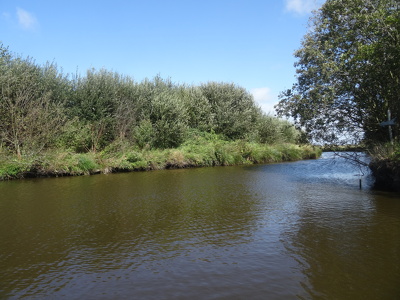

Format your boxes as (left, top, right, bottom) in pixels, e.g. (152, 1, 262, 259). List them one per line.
(284, 0, 322, 15)
(16, 7, 38, 31)
(251, 87, 278, 115)
(1, 12, 11, 21)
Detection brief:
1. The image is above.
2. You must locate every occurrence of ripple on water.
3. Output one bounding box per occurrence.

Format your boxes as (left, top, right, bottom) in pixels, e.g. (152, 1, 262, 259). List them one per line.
(0, 156, 399, 299)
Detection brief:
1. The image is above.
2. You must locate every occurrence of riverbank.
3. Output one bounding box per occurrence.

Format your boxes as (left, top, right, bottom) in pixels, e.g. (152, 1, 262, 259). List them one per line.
(369, 159, 400, 192)
(0, 141, 322, 181)
(322, 144, 365, 152)
(368, 143, 400, 192)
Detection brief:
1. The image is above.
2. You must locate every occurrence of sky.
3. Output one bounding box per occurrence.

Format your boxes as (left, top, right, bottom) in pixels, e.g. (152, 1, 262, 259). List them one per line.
(0, 0, 324, 114)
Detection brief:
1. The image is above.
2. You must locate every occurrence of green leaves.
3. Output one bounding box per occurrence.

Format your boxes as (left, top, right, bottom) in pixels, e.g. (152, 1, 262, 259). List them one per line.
(200, 82, 259, 140)
(149, 90, 188, 149)
(0, 48, 67, 157)
(276, 0, 400, 145)
(1, 43, 304, 157)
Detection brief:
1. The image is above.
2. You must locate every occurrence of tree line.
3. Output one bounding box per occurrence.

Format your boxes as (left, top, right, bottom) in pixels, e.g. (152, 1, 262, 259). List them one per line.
(0, 43, 301, 159)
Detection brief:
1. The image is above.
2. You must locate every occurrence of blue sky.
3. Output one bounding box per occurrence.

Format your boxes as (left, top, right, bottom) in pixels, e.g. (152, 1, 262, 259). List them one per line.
(0, 0, 323, 114)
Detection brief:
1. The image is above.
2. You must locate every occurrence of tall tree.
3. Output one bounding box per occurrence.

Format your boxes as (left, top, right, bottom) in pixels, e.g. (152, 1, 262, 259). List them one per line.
(70, 69, 127, 151)
(200, 82, 260, 140)
(0, 45, 66, 157)
(276, 0, 400, 144)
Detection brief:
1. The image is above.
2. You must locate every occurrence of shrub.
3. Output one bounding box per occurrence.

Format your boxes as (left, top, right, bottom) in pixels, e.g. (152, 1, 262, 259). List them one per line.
(55, 117, 92, 152)
(77, 155, 98, 173)
(199, 82, 260, 140)
(133, 119, 155, 149)
(0, 161, 28, 179)
(150, 91, 189, 148)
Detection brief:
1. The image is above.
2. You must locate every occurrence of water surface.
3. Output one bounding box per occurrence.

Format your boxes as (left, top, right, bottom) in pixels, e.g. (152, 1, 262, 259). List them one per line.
(0, 153, 399, 299)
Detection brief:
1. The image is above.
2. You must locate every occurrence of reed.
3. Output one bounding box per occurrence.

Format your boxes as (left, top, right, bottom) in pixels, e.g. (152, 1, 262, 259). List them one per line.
(0, 141, 322, 180)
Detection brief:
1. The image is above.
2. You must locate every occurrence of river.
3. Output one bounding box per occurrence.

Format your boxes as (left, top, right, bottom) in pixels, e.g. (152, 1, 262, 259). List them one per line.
(0, 152, 399, 299)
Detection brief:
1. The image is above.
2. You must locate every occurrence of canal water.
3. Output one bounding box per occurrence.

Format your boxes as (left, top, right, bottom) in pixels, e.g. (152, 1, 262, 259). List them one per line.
(0, 153, 399, 299)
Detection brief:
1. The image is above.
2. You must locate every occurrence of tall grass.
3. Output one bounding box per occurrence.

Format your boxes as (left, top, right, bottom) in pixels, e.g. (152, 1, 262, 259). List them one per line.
(0, 138, 322, 180)
(369, 142, 400, 162)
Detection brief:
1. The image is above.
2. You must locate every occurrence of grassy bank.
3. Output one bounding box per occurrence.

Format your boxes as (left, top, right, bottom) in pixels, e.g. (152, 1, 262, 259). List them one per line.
(322, 144, 366, 152)
(368, 142, 400, 192)
(0, 140, 321, 181)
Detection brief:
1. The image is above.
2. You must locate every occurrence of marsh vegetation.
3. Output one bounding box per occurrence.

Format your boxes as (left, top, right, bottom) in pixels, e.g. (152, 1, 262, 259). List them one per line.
(0, 44, 320, 179)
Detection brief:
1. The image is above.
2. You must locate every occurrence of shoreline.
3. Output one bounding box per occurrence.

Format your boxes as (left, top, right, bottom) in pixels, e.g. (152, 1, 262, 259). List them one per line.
(3, 145, 400, 193)
(369, 159, 400, 192)
(0, 143, 322, 181)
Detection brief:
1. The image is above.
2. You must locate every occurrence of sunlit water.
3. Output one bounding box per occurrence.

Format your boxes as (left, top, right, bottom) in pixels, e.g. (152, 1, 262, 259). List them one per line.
(0, 152, 399, 299)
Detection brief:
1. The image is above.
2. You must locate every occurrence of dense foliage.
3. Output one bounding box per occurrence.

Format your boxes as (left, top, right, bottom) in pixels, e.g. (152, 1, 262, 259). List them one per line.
(0, 43, 302, 160)
(276, 0, 400, 145)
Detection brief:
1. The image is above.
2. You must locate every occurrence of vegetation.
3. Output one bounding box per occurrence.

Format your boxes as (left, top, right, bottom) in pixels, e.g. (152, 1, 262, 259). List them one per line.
(276, 0, 399, 146)
(0, 138, 321, 180)
(369, 142, 400, 191)
(275, 0, 400, 190)
(0, 43, 320, 180)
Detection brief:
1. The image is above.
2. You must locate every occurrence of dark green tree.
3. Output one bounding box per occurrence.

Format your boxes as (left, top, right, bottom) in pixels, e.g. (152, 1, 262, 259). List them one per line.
(276, 0, 400, 144)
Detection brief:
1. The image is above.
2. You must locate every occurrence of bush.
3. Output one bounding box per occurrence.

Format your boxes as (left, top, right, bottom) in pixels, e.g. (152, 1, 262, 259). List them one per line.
(0, 160, 28, 179)
(0, 43, 312, 164)
(61, 153, 99, 175)
(256, 115, 300, 144)
(200, 82, 260, 140)
(133, 119, 155, 149)
(55, 117, 92, 152)
(150, 91, 189, 148)
(369, 142, 400, 162)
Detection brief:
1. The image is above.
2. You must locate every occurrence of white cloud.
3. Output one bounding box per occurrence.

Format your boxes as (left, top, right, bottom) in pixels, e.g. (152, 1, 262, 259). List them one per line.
(284, 0, 322, 15)
(251, 87, 278, 115)
(16, 7, 38, 30)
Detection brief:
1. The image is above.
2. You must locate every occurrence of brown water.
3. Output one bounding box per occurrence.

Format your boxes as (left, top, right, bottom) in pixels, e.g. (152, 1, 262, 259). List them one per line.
(0, 153, 399, 299)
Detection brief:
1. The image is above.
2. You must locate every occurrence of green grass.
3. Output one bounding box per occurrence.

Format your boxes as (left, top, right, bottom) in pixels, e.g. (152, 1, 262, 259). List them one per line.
(0, 160, 29, 179)
(0, 141, 322, 180)
(369, 142, 400, 162)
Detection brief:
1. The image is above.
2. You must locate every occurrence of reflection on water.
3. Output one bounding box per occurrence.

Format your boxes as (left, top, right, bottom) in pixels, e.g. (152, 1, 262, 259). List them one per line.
(0, 153, 399, 299)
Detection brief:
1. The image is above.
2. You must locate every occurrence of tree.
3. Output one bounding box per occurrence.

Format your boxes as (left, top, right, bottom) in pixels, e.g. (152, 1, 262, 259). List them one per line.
(256, 114, 300, 144)
(276, 0, 400, 145)
(200, 82, 260, 140)
(147, 90, 189, 149)
(132, 76, 189, 149)
(112, 76, 138, 142)
(178, 85, 214, 132)
(70, 69, 129, 151)
(0, 45, 66, 157)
